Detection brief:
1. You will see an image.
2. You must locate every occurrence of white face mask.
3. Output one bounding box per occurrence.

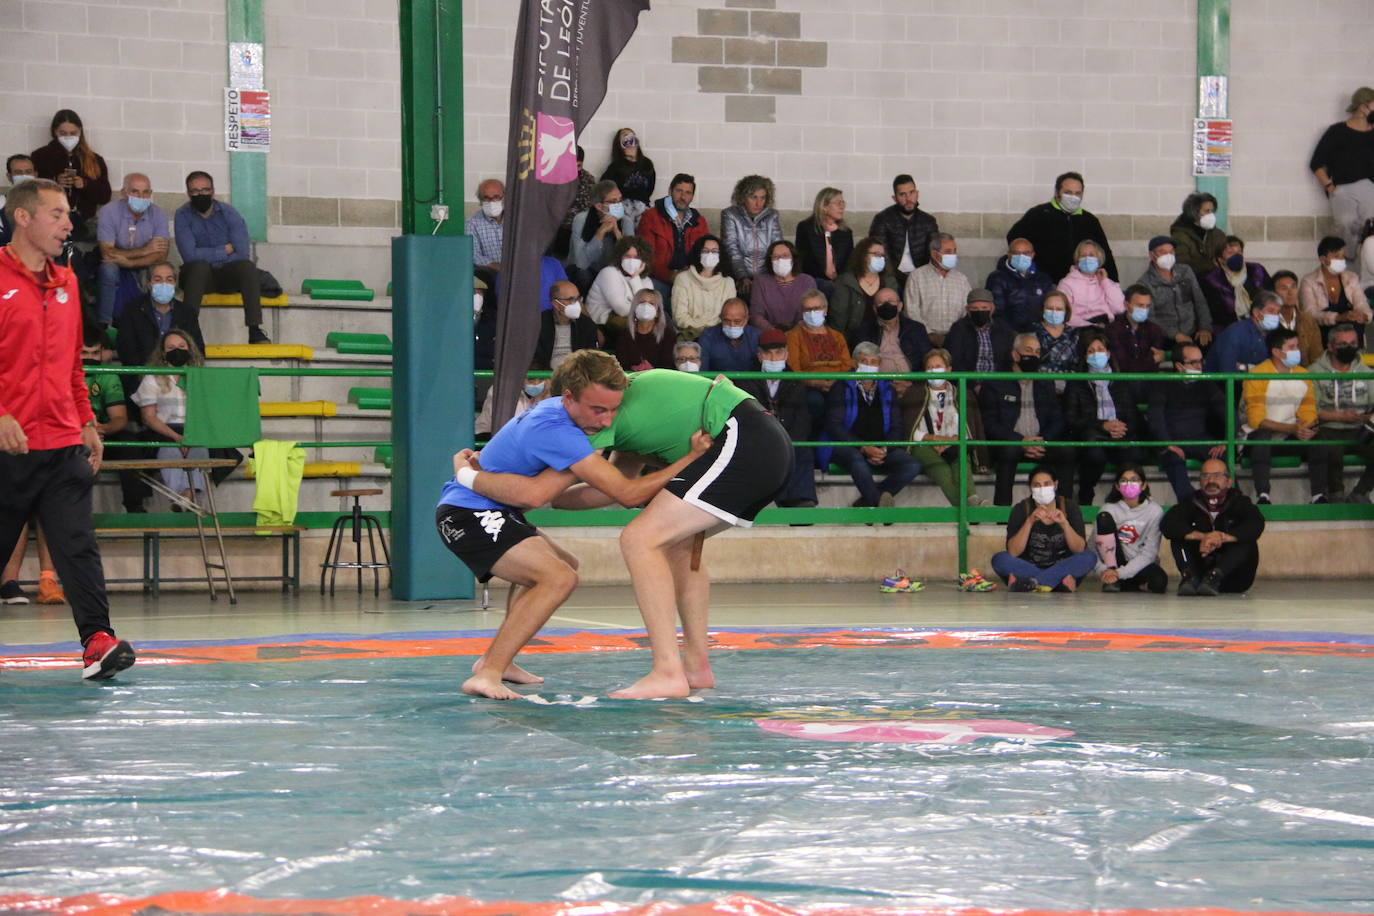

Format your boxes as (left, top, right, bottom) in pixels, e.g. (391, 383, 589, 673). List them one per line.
(1031, 485, 1057, 506)
(772, 258, 792, 277)
(472, 293, 483, 316)
(1328, 258, 1348, 274)
(57, 134, 80, 152)
(760, 358, 787, 373)
(1059, 193, 1082, 212)
(700, 251, 720, 270)
(561, 301, 582, 321)
(9, 173, 33, 185)
(677, 361, 700, 373)
(1155, 253, 1177, 271)
(856, 363, 880, 374)
(1198, 212, 1217, 230)
(622, 257, 643, 276)
(634, 303, 658, 322)
(927, 367, 947, 387)
(481, 200, 504, 219)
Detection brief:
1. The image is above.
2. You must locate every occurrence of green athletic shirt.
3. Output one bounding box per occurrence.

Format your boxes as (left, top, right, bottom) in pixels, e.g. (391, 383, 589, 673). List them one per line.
(590, 369, 752, 464)
(85, 372, 124, 425)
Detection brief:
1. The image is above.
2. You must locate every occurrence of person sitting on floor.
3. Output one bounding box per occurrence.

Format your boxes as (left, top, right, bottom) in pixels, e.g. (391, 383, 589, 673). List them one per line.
(990, 465, 1097, 592)
(1093, 464, 1168, 594)
(1161, 458, 1265, 596)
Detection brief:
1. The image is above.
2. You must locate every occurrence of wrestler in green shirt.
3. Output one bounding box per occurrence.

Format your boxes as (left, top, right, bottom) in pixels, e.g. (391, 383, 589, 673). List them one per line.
(590, 368, 752, 463)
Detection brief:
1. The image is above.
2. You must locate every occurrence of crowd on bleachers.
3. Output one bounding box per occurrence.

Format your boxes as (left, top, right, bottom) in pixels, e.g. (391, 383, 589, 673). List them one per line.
(467, 115, 1374, 515)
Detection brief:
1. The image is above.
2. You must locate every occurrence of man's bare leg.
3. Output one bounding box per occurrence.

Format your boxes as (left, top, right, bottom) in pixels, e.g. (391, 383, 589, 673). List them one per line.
(462, 537, 578, 700)
(614, 492, 721, 699)
(667, 522, 728, 689)
(471, 532, 578, 685)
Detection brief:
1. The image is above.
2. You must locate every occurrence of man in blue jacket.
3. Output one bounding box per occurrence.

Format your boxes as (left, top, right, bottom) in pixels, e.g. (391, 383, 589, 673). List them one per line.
(174, 170, 268, 344)
(985, 237, 1055, 332)
(1205, 291, 1282, 374)
(824, 342, 921, 508)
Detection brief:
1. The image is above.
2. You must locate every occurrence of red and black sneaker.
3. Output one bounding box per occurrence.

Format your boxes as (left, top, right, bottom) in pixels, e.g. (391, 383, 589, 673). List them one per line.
(81, 632, 136, 681)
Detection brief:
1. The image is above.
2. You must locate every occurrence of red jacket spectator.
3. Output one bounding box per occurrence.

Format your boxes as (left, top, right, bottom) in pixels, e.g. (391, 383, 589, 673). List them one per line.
(637, 198, 710, 286)
(0, 246, 94, 449)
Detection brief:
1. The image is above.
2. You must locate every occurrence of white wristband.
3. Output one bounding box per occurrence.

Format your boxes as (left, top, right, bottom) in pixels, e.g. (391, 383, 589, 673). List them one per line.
(456, 466, 478, 489)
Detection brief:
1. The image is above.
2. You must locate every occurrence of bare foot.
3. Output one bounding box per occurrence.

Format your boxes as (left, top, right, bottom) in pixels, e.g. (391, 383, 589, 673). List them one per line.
(685, 658, 715, 690)
(609, 671, 691, 699)
(1061, 575, 1077, 592)
(472, 657, 544, 684)
(462, 672, 521, 700)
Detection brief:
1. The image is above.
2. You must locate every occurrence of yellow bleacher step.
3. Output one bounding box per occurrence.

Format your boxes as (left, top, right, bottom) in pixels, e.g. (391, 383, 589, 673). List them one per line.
(259, 400, 337, 418)
(206, 344, 314, 360)
(202, 293, 289, 307)
(244, 460, 363, 479)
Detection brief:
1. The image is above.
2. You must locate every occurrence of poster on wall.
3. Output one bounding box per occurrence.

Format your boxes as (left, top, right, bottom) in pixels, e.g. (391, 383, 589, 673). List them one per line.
(1192, 118, 1232, 176)
(229, 42, 264, 89)
(225, 88, 270, 153)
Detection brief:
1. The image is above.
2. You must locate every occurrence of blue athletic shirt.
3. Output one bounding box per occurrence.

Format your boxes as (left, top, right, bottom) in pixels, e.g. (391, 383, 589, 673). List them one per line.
(437, 397, 595, 512)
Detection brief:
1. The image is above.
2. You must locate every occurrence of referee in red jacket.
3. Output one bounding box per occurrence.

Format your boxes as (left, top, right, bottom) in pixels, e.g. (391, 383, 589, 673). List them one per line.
(0, 178, 134, 679)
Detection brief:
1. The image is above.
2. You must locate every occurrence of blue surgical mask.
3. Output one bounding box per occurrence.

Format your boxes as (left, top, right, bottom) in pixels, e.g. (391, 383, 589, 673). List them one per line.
(938, 253, 958, 270)
(1077, 256, 1100, 275)
(1086, 351, 1110, 371)
(760, 358, 787, 373)
(1042, 309, 1065, 327)
(868, 256, 886, 274)
(1260, 313, 1280, 331)
(607, 202, 625, 220)
(662, 196, 677, 219)
(127, 196, 151, 214)
(1009, 253, 1033, 273)
(1130, 307, 1150, 324)
(150, 282, 176, 304)
(802, 310, 826, 328)
(1282, 349, 1301, 367)
(523, 382, 546, 397)
(722, 324, 744, 340)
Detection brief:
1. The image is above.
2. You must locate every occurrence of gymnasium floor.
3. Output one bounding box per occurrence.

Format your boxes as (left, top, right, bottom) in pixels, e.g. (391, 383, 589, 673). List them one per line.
(3, 582, 1373, 916)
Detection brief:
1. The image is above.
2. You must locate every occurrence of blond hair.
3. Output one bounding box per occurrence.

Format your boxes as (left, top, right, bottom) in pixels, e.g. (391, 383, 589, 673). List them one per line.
(550, 349, 629, 398)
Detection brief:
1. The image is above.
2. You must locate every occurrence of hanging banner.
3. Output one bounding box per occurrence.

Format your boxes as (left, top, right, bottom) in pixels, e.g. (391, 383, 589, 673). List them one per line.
(490, 0, 651, 427)
(1192, 118, 1232, 176)
(225, 88, 271, 153)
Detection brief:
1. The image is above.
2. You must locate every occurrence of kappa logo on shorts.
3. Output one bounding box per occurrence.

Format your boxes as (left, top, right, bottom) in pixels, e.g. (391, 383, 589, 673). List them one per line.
(476, 510, 506, 541)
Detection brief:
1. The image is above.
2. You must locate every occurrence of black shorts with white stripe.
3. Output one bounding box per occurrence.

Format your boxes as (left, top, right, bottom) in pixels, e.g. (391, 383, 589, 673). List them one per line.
(665, 398, 793, 527)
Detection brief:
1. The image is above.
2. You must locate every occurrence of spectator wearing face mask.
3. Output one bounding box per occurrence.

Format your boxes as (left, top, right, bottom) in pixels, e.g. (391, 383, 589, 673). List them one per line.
(30, 109, 111, 238)
(736, 329, 817, 509)
(1057, 239, 1124, 328)
(115, 260, 204, 394)
(853, 287, 932, 383)
(829, 236, 899, 343)
(990, 466, 1097, 592)
(1105, 284, 1166, 405)
(788, 289, 854, 427)
(586, 235, 655, 338)
(1034, 290, 1079, 392)
(1309, 321, 1374, 503)
(824, 342, 923, 510)
(750, 240, 817, 332)
(599, 127, 655, 215)
(614, 289, 676, 372)
(903, 233, 971, 345)
(697, 299, 759, 373)
(1206, 291, 1283, 374)
(1299, 236, 1371, 345)
(979, 333, 1070, 505)
(671, 235, 736, 340)
(1272, 270, 1324, 367)
(637, 173, 709, 292)
(1200, 235, 1271, 332)
(1242, 327, 1329, 505)
(536, 281, 600, 372)
(131, 330, 209, 504)
(1007, 172, 1117, 283)
(672, 340, 702, 374)
(986, 237, 1055, 333)
(720, 175, 782, 298)
(94, 173, 169, 328)
(1093, 465, 1168, 595)
(569, 180, 628, 292)
(943, 288, 1014, 374)
(1150, 343, 1228, 502)
(0, 155, 39, 245)
(463, 178, 505, 270)
(175, 170, 269, 344)
(1138, 236, 1212, 348)
(908, 348, 988, 507)
(475, 362, 549, 438)
(1064, 329, 1145, 506)
(1170, 192, 1227, 279)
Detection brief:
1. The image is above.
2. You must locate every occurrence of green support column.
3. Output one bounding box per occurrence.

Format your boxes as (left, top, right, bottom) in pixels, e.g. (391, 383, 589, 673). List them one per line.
(226, 0, 267, 241)
(399, 0, 465, 235)
(393, 0, 472, 599)
(1196, 0, 1230, 225)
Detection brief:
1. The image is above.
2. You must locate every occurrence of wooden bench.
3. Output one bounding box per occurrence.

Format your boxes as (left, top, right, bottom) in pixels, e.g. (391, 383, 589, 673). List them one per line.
(95, 525, 304, 595)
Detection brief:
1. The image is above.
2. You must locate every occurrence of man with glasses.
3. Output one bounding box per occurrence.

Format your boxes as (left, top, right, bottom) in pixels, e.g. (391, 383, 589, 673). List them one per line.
(536, 280, 600, 372)
(174, 170, 267, 343)
(465, 178, 505, 270)
(95, 173, 169, 328)
(1161, 458, 1265, 596)
(1149, 342, 1228, 502)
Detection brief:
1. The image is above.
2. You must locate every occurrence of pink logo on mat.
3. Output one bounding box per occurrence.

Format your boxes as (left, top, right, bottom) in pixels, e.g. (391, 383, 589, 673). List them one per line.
(756, 718, 1074, 745)
(535, 113, 577, 184)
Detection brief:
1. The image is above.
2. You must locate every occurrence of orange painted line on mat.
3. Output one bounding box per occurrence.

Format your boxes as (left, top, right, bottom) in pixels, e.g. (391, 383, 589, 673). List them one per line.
(4, 629, 1373, 674)
(0, 891, 1352, 916)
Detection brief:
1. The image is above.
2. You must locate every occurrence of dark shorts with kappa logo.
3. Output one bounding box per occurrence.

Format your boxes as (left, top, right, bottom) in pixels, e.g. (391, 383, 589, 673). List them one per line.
(664, 398, 793, 527)
(435, 504, 539, 583)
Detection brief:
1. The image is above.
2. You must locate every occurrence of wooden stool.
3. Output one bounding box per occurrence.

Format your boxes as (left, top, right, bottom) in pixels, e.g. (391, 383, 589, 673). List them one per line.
(321, 488, 391, 596)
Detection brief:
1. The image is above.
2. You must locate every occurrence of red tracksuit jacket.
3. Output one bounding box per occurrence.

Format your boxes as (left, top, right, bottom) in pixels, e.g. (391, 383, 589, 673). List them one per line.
(0, 245, 95, 450)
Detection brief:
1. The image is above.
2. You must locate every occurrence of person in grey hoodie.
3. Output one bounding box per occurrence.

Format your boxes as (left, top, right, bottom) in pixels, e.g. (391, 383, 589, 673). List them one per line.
(1093, 464, 1167, 594)
(1310, 321, 1374, 501)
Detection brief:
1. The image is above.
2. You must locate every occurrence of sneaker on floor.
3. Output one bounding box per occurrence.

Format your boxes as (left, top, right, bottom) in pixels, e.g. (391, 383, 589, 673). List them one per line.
(879, 568, 924, 593)
(1256, 492, 1271, 505)
(82, 632, 136, 680)
(956, 569, 997, 592)
(1178, 576, 1200, 597)
(1032, 583, 1055, 593)
(1195, 570, 1223, 597)
(36, 577, 65, 605)
(248, 327, 272, 345)
(0, 580, 30, 605)
(1009, 576, 1036, 593)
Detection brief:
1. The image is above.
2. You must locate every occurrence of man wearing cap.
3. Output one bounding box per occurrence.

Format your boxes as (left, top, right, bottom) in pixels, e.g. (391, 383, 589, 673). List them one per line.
(942, 288, 1015, 375)
(1310, 87, 1374, 253)
(1137, 235, 1212, 348)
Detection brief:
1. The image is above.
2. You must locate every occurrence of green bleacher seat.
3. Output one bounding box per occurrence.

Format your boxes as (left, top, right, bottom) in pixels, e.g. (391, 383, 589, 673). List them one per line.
(374, 445, 393, 469)
(301, 279, 375, 302)
(347, 387, 392, 410)
(326, 332, 392, 355)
